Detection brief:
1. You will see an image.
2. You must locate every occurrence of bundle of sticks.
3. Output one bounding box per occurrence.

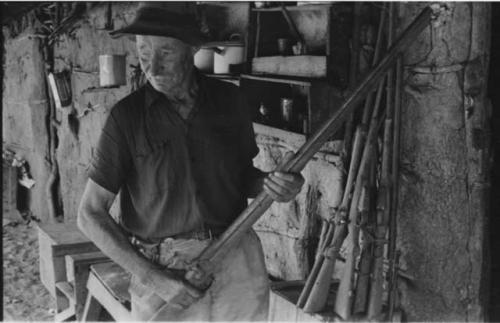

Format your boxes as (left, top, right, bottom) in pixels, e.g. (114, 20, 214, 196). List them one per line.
(296, 3, 405, 321)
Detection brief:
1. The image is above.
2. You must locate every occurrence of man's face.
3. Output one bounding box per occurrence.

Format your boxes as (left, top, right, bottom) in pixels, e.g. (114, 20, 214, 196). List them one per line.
(136, 35, 196, 94)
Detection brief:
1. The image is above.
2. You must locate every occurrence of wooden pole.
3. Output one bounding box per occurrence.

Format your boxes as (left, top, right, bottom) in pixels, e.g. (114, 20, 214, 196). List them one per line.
(342, 2, 363, 164)
(387, 55, 403, 321)
(352, 140, 378, 315)
(352, 5, 388, 313)
(367, 2, 396, 319)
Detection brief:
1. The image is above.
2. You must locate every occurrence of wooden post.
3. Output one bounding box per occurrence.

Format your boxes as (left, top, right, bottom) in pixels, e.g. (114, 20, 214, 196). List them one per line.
(396, 3, 490, 321)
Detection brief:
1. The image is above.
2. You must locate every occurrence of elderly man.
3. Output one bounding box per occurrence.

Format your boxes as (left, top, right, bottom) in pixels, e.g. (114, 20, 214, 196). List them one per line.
(78, 3, 304, 321)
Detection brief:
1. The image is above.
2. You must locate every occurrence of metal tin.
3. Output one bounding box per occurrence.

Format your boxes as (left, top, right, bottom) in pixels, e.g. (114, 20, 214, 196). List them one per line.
(211, 34, 246, 74)
(277, 38, 290, 55)
(99, 55, 127, 87)
(194, 47, 215, 72)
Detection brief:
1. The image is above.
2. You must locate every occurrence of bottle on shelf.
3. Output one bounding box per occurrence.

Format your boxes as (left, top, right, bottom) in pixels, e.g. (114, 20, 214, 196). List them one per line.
(257, 101, 271, 125)
(280, 97, 294, 130)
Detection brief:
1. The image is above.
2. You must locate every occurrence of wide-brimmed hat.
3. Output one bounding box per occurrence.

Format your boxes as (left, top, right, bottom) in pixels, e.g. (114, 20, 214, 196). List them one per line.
(109, 3, 208, 45)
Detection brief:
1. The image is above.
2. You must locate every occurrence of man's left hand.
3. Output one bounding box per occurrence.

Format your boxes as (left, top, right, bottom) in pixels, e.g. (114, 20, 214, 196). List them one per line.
(264, 171, 305, 202)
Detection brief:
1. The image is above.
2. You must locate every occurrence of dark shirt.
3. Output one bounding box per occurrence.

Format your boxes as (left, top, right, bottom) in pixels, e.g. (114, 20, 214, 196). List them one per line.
(88, 74, 261, 240)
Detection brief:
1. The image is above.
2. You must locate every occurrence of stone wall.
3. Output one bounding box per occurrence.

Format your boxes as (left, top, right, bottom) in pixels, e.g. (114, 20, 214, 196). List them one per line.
(253, 129, 344, 280)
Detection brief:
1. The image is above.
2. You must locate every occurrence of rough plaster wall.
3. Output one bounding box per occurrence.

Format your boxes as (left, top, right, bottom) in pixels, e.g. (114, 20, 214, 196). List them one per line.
(53, 3, 139, 220)
(202, 3, 249, 41)
(253, 133, 343, 279)
(289, 9, 328, 53)
(396, 3, 489, 321)
(3, 27, 51, 220)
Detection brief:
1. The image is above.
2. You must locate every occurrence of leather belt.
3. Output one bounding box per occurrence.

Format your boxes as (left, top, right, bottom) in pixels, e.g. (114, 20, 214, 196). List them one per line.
(130, 227, 222, 246)
(129, 227, 222, 264)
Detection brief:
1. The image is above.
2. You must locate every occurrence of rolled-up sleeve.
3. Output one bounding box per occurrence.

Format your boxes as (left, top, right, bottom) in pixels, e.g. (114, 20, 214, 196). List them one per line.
(87, 108, 132, 194)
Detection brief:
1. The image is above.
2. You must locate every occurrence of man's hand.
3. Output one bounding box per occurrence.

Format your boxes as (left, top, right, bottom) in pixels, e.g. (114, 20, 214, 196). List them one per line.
(263, 152, 305, 202)
(264, 172, 305, 202)
(145, 267, 204, 309)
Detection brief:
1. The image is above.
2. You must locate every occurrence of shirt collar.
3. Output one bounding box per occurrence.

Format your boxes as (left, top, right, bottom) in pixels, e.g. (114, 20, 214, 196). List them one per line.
(144, 81, 163, 108)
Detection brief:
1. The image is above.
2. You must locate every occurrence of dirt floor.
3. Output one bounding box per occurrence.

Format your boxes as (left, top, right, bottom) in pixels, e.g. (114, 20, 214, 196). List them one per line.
(3, 220, 54, 321)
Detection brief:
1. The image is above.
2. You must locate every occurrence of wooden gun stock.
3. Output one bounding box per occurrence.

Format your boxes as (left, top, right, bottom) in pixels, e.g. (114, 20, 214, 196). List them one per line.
(184, 6, 434, 291)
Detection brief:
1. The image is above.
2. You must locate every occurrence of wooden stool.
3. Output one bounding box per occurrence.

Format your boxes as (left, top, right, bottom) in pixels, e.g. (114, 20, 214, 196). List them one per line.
(83, 262, 133, 321)
(37, 222, 100, 321)
(65, 252, 111, 320)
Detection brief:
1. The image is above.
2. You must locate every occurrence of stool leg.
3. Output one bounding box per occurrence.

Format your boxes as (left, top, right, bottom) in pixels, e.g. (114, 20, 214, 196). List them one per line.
(82, 293, 103, 321)
(74, 266, 92, 320)
(54, 307, 76, 322)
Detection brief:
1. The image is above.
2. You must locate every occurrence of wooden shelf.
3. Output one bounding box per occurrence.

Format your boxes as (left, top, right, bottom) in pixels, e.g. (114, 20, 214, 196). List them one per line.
(82, 86, 122, 93)
(254, 122, 305, 139)
(241, 73, 321, 86)
(204, 73, 240, 86)
(241, 73, 343, 97)
(247, 2, 351, 88)
(251, 55, 328, 79)
(252, 4, 332, 12)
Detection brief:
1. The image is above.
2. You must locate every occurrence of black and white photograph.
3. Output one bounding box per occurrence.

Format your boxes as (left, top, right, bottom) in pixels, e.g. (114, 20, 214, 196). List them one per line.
(1, 1, 499, 321)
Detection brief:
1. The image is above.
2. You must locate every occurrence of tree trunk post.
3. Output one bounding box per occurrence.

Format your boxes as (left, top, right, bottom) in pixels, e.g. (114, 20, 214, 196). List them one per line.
(396, 3, 490, 321)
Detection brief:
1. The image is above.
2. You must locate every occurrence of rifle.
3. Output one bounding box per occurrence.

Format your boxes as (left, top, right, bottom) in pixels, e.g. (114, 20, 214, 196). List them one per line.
(183, 6, 435, 292)
(367, 4, 395, 319)
(317, 4, 388, 315)
(387, 54, 404, 322)
(333, 78, 386, 320)
(352, 140, 378, 315)
(300, 123, 365, 313)
(301, 75, 386, 314)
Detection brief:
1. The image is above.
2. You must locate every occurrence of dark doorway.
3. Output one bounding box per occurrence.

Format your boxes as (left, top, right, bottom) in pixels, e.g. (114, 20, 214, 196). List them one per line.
(488, 3, 500, 322)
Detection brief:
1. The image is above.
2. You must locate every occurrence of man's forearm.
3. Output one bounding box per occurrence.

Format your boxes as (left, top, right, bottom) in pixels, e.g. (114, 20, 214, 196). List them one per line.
(77, 208, 156, 284)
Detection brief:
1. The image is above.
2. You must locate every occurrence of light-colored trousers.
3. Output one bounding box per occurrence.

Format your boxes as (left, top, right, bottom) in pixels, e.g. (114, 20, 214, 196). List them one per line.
(129, 230, 270, 321)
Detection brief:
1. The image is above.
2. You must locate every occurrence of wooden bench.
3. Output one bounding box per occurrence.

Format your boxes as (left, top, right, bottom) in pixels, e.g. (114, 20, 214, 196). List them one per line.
(65, 252, 111, 320)
(37, 222, 103, 321)
(83, 262, 133, 321)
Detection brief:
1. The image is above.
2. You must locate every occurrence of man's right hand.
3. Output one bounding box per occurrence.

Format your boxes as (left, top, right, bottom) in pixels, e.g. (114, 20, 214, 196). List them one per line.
(143, 267, 204, 309)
